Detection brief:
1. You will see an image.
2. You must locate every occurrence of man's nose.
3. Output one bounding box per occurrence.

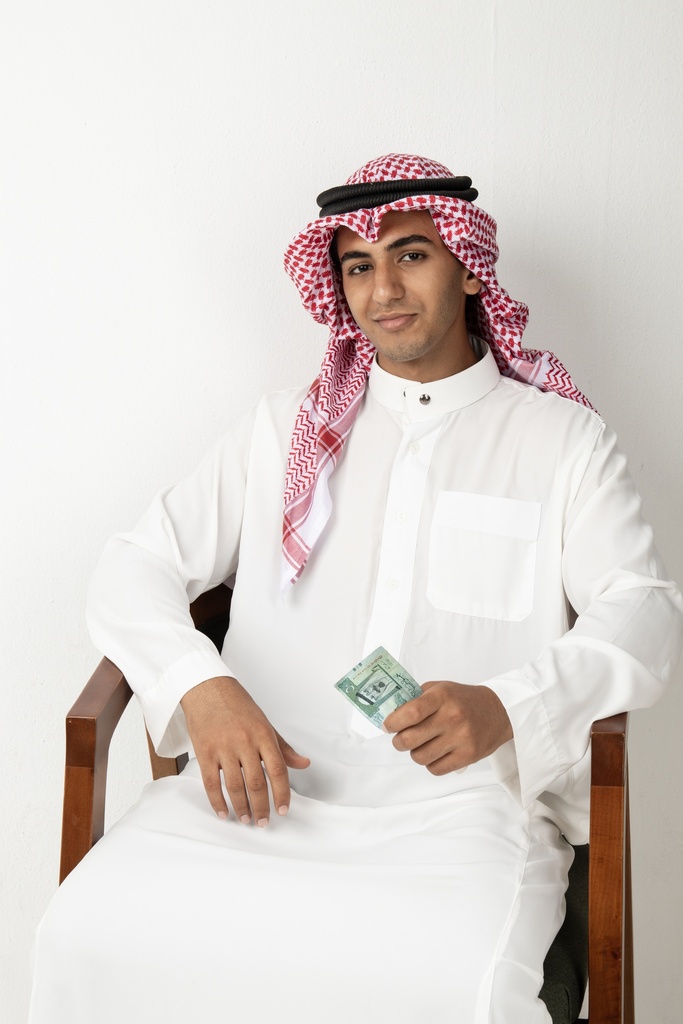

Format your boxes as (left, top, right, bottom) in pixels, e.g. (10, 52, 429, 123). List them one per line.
(372, 262, 404, 304)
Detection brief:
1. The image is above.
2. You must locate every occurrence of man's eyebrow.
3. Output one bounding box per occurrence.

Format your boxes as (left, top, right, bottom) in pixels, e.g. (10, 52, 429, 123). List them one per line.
(338, 234, 436, 265)
(339, 248, 371, 266)
(385, 234, 436, 253)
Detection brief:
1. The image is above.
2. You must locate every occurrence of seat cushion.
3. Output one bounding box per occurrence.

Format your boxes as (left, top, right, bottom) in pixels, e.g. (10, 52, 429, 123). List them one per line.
(539, 843, 588, 1024)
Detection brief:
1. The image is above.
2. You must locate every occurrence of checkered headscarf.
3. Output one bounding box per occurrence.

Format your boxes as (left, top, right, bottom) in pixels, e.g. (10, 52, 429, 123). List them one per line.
(281, 153, 590, 588)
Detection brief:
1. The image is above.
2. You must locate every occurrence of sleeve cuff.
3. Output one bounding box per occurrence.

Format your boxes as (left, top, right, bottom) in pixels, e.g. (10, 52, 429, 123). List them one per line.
(484, 673, 560, 809)
(138, 648, 239, 757)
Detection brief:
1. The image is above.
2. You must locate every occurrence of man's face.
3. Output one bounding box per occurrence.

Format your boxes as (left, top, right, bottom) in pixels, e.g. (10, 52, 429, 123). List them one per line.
(335, 210, 481, 382)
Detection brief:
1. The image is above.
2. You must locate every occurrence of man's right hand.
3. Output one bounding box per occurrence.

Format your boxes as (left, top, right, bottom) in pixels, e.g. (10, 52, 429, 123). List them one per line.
(180, 676, 310, 827)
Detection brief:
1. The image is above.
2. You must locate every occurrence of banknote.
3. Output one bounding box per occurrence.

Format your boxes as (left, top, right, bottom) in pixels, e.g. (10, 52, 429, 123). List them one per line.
(334, 647, 423, 728)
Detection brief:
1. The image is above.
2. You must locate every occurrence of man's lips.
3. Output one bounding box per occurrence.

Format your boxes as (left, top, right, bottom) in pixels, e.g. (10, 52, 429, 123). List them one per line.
(372, 313, 416, 331)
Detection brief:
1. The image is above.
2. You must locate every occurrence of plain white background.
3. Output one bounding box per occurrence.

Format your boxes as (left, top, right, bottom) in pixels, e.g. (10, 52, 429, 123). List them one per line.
(1, 2, 682, 1020)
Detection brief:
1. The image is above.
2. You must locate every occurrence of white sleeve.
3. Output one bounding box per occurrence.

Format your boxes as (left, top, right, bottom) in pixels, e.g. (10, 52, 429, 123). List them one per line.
(486, 422, 683, 809)
(86, 405, 257, 757)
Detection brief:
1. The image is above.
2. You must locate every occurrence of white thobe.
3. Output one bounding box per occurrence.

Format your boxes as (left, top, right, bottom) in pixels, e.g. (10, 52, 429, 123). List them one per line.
(29, 344, 682, 1023)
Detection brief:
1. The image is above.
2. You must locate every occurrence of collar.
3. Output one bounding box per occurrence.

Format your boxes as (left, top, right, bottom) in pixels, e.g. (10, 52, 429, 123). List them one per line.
(367, 338, 501, 421)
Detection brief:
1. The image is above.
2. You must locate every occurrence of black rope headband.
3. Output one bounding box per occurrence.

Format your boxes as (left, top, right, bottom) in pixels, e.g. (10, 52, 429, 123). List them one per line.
(316, 176, 478, 217)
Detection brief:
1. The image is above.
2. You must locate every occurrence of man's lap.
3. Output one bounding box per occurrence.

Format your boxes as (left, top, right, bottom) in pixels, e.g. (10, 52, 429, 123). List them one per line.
(30, 769, 570, 1023)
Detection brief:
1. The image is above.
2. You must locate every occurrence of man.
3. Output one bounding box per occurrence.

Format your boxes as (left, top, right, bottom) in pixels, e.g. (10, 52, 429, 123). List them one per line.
(30, 154, 682, 1023)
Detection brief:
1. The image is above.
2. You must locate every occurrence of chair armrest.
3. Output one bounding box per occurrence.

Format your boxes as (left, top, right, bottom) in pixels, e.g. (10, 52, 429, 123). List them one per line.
(59, 584, 233, 884)
(590, 712, 628, 788)
(588, 711, 633, 1024)
(59, 658, 133, 883)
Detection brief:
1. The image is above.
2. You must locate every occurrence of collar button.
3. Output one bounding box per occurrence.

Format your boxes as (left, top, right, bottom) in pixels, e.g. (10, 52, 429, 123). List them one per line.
(419, 393, 431, 405)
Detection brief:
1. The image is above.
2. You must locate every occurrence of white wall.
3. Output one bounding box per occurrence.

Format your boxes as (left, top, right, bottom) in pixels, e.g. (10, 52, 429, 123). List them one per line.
(2, 1, 681, 1020)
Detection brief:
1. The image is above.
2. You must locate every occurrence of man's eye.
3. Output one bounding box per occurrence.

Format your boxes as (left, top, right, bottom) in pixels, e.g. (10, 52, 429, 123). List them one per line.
(400, 251, 425, 263)
(347, 263, 371, 276)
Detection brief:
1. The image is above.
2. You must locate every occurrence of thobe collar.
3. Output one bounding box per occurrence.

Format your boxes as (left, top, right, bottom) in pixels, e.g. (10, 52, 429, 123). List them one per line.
(367, 337, 501, 422)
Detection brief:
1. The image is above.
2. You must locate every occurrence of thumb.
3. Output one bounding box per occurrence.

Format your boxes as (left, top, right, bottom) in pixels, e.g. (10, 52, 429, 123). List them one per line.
(276, 732, 311, 769)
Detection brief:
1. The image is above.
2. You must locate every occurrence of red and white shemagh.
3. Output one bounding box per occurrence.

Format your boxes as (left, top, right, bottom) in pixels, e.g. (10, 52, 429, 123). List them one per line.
(281, 153, 591, 588)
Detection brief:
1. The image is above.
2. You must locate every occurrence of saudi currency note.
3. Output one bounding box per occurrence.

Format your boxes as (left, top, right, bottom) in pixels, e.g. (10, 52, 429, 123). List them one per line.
(334, 647, 423, 729)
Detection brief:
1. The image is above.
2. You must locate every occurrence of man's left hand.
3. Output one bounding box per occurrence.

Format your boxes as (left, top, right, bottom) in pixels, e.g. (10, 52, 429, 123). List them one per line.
(383, 681, 513, 775)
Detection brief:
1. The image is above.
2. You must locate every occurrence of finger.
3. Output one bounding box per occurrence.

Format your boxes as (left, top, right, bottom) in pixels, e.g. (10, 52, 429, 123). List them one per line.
(261, 743, 293, 817)
(423, 750, 469, 776)
(240, 756, 272, 827)
(391, 709, 441, 752)
(276, 732, 311, 770)
(197, 759, 230, 819)
(221, 762, 254, 824)
(406, 733, 454, 767)
(272, 734, 310, 817)
(383, 690, 436, 733)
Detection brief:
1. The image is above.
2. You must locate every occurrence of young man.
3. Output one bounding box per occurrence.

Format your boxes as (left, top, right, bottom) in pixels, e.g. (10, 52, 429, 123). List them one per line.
(30, 154, 682, 1023)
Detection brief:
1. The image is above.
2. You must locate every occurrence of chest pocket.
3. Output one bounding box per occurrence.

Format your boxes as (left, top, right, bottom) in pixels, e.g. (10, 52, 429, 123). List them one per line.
(427, 491, 541, 621)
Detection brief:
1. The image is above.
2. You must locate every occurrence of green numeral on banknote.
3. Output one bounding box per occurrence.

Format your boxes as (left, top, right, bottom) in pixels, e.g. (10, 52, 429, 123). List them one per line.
(334, 647, 423, 728)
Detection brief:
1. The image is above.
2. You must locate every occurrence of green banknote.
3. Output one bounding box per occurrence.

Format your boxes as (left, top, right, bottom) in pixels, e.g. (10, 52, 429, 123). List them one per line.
(334, 647, 423, 728)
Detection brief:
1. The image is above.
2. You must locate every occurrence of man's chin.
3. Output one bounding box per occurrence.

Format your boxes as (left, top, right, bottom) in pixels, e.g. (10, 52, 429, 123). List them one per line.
(373, 343, 429, 366)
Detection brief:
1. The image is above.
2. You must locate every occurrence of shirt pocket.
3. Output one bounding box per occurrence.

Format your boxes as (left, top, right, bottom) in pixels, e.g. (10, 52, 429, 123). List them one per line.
(427, 491, 541, 621)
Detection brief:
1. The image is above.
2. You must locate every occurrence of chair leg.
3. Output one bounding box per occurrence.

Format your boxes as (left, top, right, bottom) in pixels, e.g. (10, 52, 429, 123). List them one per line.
(623, 797, 634, 1024)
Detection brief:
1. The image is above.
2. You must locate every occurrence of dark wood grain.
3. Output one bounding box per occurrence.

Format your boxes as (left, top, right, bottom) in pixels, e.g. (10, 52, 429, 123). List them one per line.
(587, 712, 631, 1024)
(59, 659, 133, 883)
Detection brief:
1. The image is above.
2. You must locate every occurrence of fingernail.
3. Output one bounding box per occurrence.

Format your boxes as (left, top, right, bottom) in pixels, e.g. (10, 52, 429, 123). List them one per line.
(277, 805, 288, 816)
(381, 723, 388, 733)
(217, 810, 228, 820)
(240, 814, 251, 824)
(257, 817, 269, 828)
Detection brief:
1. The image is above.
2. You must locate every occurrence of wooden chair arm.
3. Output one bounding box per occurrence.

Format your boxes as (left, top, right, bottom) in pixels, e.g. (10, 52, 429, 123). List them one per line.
(590, 712, 628, 788)
(588, 711, 633, 1024)
(60, 584, 233, 884)
(59, 658, 134, 883)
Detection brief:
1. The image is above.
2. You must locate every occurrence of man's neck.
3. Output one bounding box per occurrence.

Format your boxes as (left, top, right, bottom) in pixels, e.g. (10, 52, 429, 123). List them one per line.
(375, 335, 480, 383)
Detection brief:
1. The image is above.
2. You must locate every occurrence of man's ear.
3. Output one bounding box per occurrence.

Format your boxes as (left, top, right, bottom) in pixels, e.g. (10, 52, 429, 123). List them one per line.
(463, 271, 482, 295)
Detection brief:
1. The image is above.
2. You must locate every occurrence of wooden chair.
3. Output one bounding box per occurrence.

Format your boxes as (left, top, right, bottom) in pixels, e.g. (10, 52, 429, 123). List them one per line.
(60, 584, 633, 1024)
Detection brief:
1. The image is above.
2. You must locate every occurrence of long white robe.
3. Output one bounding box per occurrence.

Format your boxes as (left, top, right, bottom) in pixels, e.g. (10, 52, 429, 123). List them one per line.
(29, 345, 682, 1022)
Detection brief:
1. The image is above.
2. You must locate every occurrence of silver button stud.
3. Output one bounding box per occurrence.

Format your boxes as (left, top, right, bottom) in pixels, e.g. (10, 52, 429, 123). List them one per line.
(419, 394, 431, 405)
